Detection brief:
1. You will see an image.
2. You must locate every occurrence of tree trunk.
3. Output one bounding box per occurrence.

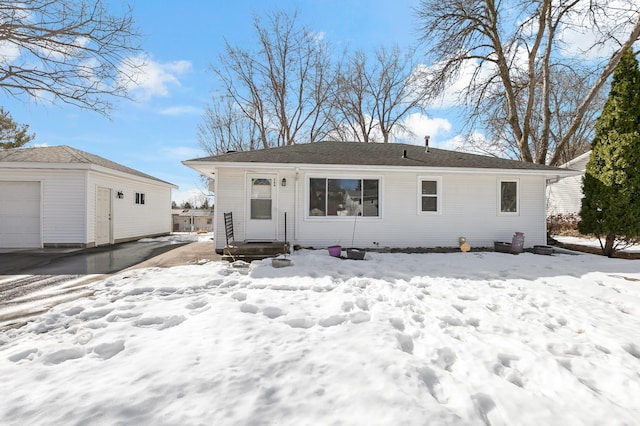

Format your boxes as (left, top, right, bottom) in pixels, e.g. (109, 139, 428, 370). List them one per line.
(603, 234, 616, 257)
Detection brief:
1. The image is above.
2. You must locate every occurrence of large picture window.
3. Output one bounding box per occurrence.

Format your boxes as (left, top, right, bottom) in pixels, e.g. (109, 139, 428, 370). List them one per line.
(309, 178, 379, 217)
(499, 180, 519, 213)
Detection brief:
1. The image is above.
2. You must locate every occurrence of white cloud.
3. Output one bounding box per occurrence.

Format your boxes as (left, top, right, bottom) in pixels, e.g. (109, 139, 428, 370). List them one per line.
(37, 35, 91, 61)
(311, 31, 325, 42)
(120, 55, 192, 101)
(438, 134, 467, 151)
(394, 113, 453, 145)
(420, 58, 493, 109)
(159, 105, 202, 116)
(558, 1, 639, 60)
(438, 131, 505, 157)
(0, 41, 20, 65)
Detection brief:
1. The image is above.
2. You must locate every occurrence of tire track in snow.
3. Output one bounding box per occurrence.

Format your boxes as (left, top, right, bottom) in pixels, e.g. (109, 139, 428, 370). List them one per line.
(0, 275, 82, 303)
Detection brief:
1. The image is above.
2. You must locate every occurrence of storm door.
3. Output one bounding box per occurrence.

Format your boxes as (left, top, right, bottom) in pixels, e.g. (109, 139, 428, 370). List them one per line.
(245, 174, 277, 241)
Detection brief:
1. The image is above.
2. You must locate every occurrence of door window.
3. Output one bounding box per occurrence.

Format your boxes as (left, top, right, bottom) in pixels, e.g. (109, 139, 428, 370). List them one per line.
(251, 178, 272, 219)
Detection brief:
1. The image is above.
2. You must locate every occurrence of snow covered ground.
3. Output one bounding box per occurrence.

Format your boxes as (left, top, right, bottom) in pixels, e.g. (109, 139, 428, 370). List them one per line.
(554, 235, 640, 253)
(1, 249, 639, 425)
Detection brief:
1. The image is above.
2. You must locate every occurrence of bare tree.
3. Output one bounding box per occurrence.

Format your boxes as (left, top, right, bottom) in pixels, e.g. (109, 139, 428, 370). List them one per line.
(204, 10, 336, 151)
(331, 46, 430, 143)
(470, 64, 605, 163)
(416, 0, 640, 165)
(0, 0, 141, 115)
(330, 50, 377, 142)
(197, 96, 259, 155)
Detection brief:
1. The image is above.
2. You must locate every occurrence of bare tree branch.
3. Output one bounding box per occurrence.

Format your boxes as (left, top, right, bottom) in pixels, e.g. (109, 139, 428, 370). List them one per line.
(416, 0, 640, 165)
(203, 10, 336, 151)
(331, 46, 430, 143)
(0, 0, 142, 115)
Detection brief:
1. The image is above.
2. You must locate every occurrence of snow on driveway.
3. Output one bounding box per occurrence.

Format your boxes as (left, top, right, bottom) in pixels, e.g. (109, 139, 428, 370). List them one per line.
(1, 249, 639, 425)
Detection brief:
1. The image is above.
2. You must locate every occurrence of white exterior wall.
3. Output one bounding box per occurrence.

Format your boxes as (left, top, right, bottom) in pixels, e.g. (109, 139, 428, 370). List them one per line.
(215, 168, 245, 249)
(173, 213, 214, 232)
(547, 152, 589, 216)
(547, 175, 583, 215)
(0, 169, 87, 246)
(87, 171, 172, 244)
(214, 167, 548, 251)
(214, 168, 296, 250)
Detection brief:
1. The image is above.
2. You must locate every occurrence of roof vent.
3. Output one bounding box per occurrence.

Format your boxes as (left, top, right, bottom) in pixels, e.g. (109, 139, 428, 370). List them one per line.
(424, 135, 430, 153)
(226, 150, 236, 154)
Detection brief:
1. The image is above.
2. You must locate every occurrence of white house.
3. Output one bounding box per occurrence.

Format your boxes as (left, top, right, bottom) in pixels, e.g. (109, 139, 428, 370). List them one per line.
(172, 209, 214, 232)
(547, 151, 590, 216)
(0, 145, 177, 249)
(183, 141, 577, 253)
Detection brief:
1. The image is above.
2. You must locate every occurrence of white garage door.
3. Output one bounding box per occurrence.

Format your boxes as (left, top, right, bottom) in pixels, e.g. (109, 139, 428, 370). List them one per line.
(0, 181, 41, 248)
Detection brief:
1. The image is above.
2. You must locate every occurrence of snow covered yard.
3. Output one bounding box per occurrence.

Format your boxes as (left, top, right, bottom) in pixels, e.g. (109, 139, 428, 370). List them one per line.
(1, 249, 639, 425)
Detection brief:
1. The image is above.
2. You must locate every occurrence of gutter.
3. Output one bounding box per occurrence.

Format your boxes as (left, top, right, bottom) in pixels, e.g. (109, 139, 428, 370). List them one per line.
(183, 160, 581, 180)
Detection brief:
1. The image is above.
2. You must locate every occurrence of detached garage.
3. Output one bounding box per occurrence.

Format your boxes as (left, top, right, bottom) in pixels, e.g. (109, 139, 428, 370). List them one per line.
(0, 145, 177, 249)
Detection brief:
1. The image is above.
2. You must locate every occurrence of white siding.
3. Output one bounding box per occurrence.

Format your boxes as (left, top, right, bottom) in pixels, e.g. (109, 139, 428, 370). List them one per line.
(547, 152, 589, 216)
(214, 168, 245, 250)
(87, 171, 172, 244)
(547, 175, 583, 215)
(0, 169, 87, 246)
(214, 167, 548, 250)
(214, 169, 296, 250)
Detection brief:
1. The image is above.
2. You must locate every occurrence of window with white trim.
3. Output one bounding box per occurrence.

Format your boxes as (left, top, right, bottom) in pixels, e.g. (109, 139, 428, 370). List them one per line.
(498, 180, 518, 214)
(308, 178, 379, 217)
(418, 177, 441, 214)
(135, 192, 145, 205)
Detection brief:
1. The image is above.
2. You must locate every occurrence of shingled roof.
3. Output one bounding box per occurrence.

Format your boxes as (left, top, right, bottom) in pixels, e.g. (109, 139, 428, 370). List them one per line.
(186, 141, 568, 172)
(0, 145, 174, 185)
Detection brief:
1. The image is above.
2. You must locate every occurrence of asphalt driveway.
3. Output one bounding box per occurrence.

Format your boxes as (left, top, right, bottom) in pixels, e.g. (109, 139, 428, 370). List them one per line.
(0, 240, 189, 276)
(0, 240, 219, 329)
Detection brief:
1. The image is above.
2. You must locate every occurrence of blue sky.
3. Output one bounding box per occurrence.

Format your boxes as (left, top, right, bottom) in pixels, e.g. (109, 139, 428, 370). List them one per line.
(4, 0, 465, 205)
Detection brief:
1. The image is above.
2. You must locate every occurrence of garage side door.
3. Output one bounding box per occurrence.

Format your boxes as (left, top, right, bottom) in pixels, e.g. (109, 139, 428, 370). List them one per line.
(0, 181, 41, 248)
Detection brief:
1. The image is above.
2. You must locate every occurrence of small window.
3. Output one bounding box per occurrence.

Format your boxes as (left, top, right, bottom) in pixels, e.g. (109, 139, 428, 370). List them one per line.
(135, 192, 145, 205)
(499, 180, 518, 214)
(418, 177, 441, 214)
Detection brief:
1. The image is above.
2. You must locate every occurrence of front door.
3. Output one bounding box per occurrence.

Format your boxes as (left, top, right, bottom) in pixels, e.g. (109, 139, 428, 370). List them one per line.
(96, 187, 112, 246)
(246, 174, 277, 241)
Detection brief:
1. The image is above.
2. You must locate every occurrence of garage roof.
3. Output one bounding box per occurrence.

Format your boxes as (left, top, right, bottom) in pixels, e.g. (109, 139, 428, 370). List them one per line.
(0, 145, 174, 186)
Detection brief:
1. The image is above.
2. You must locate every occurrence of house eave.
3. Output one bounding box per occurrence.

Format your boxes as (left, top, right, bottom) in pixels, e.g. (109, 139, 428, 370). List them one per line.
(0, 162, 178, 189)
(182, 160, 579, 179)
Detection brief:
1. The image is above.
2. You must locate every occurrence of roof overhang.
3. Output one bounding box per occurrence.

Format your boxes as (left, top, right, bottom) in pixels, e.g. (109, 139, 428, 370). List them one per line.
(182, 160, 580, 180)
(0, 162, 178, 189)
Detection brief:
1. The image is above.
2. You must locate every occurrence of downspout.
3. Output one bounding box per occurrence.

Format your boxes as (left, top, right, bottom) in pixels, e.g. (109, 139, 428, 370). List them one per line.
(211, 168, 218, 250)
(294, 168, 300, 242)
(543, 175, 560, 244)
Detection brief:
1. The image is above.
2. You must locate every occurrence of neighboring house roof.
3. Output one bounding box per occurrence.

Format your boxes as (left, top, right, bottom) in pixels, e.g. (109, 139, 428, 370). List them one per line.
(0, 145, 175, 186)
(184, 141, 575, 174)
(172, 209, 214, 217)
(558, 150, 590, 171)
